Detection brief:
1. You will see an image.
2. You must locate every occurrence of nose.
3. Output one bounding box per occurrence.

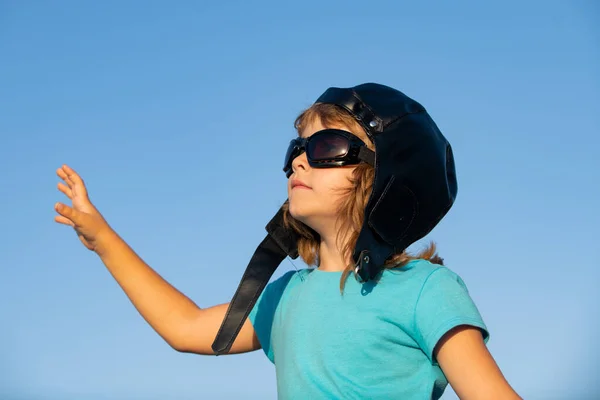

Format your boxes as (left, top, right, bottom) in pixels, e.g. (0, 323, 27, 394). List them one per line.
(291, 151, 309, 176)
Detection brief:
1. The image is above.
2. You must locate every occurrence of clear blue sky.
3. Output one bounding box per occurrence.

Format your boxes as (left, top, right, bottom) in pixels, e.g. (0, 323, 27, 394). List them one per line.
(1, 1, 598, 399)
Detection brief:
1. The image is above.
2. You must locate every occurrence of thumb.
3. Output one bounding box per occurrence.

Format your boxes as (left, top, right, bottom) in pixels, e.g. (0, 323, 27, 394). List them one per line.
(55, 202, 86, 225)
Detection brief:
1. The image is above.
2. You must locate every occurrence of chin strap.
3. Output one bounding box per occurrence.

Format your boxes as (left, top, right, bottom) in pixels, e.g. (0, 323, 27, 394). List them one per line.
(212, 205, 299, 355)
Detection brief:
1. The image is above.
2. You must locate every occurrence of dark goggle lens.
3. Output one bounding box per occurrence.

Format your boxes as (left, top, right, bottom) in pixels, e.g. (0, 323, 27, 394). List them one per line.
(284, 140, 302, 171)
(308, 133, 350, 160)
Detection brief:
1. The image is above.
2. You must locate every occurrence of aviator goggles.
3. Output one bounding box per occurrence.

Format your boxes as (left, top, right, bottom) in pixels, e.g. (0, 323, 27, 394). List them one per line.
(283, 129, 375, 178)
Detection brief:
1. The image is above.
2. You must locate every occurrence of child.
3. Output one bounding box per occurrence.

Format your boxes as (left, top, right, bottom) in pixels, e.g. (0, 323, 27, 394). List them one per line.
(54, 83, 520, 399)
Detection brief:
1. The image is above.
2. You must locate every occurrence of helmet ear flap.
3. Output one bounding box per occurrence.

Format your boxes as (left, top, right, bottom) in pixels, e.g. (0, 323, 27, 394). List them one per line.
(266, 203, 300, 259)
(445, 144, 458, 200)
(368, 175, 418, 245)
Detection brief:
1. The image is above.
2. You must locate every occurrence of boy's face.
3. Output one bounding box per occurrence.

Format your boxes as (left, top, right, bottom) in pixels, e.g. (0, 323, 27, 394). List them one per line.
(287, 118, 357, 236)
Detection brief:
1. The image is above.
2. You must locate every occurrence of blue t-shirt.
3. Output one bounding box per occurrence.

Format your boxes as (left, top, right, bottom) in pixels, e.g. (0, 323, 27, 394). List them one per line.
(248, 259, 489, 399)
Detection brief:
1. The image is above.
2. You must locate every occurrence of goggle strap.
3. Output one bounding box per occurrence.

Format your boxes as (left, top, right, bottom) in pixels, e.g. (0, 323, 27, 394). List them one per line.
(212, 205, 299, 355)
(358, 146, 376, 166)
(211, 234, 285, 355)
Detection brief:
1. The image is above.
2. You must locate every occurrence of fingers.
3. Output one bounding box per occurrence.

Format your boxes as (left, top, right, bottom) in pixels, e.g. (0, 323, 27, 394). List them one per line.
(54, 202, 82, 225)
(54, 215, 75, 227)
(56, 166, 75, 187)
(62, 165, 85, 187)
(57, 165, 90, 203)
(57, 164, 87, 190)
(57, 182, 73, 199)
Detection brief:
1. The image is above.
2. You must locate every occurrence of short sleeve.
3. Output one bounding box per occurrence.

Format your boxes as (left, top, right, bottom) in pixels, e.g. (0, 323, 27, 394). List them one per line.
(413, 267, 489, 364)
(248, 270, 295, 363)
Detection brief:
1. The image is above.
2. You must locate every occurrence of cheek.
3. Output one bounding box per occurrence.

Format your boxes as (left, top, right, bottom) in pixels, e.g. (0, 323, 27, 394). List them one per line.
(318, 169, 355, 203)
(326, 169, 355, 190)
(287, 168, 356, 216)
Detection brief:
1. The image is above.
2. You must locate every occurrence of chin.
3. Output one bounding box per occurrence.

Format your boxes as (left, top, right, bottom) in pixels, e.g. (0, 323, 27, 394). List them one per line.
(288, 202, 306, 221)
(288, 202, 315, 225)
(289, 206, 329, 235)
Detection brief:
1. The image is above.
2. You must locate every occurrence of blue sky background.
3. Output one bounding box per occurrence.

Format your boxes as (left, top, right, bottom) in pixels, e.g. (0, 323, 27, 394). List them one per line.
(1, 1, 598, 399)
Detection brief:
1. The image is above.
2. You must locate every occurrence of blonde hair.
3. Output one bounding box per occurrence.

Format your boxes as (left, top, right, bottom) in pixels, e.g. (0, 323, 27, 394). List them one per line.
(282, 103, 443, 292)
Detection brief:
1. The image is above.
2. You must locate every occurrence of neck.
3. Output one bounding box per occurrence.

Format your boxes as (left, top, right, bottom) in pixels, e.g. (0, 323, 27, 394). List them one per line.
(317, 231, 352, 272)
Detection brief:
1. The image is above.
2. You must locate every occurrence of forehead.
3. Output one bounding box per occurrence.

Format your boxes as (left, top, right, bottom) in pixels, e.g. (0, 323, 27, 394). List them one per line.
(299, 118, 349, 139)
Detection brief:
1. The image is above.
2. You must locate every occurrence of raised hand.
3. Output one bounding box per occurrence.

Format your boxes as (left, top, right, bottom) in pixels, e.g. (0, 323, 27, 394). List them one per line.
(54, 165, 112, 253)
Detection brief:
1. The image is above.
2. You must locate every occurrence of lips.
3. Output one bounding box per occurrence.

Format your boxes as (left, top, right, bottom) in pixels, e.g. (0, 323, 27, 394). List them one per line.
(291, 178, 311, 189)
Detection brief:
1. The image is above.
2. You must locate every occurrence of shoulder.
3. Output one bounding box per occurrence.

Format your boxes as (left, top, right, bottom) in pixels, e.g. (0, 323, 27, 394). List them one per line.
(380, 259, 476, 310)
(381, 258, 451, 286)
(260, 269, 306, 301)
(400, 261, 488, 362)
(392, 259, 474, 301)
(362, 259, 458, 310)
(268, 269, 299, 289)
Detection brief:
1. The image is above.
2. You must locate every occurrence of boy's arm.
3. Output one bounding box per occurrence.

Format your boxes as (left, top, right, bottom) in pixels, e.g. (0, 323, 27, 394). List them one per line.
(435, 326, 521, 400)
(96, 229, 260, 355)
(412, 266, 520, 399)
(55, 164, 259, 355)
